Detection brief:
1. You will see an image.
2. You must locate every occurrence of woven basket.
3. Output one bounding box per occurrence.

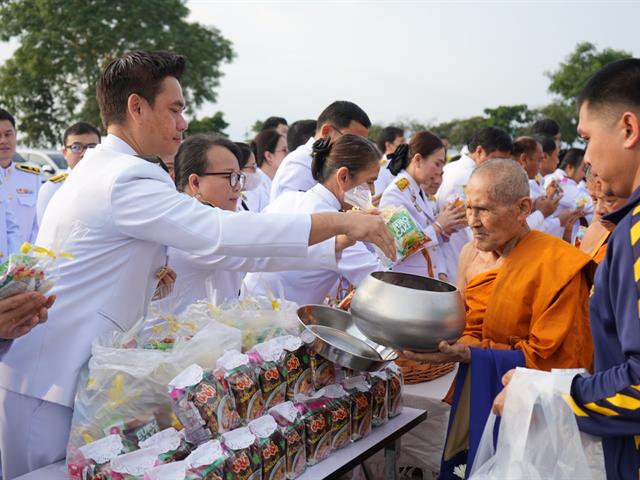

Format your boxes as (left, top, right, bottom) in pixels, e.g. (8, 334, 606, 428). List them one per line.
(395, 359, 456, 384)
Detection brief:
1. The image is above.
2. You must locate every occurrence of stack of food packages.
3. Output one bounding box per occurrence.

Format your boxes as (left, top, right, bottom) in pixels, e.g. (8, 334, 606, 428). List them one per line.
(70, 330, 404, 479)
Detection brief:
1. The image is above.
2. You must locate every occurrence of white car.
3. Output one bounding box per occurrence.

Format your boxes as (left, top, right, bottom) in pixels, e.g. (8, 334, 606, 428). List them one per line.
(15, 148, 68, 180)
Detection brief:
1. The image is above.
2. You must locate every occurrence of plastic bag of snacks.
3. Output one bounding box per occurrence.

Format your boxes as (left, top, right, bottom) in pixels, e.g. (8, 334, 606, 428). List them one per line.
(221, 427, 263, 480)
(248, 339, 288, 411)
(295, 396, 333, 466)
(385, 363, 404, 418)
(310, 351, 336, 391)
(269, 402, 307, 479)
(248, 415, 287, 480)
(184, 440, 228, 480)
(315, 385, 351, 450)
(215, 350, 266, 424)
(366, 371, 389, 427)
(67, 434, 124, 480)
(169, 364, 240, 445)
(139, 428, 192, 463)
(343, 376, 373, 441)
(275, 336, 313, 401)
(375, 206, 428, 267)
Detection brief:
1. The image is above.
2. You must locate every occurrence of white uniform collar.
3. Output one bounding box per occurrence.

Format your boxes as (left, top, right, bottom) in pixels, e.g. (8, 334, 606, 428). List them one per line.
(397, 169, 423, 197)
(309, 183, 341, 211)
(458, 154, 476, 169)
(103, 134, 138, 156)
(257, 167, 272, 186)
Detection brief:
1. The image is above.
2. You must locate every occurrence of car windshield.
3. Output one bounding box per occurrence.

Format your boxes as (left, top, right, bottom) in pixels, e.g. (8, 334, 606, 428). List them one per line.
(49, 153, 68, 169)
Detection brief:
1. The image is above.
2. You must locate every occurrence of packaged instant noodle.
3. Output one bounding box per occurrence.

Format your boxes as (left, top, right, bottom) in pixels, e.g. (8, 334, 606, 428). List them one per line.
(144, 461, 187, 480)
(248, 339, 288, 411)
(314, 385, 351, 450)
(295, 396, 333, 466)
(184, 440, 228, 480)
(67, 434, 124, 480)
(275, 336, 313, 400)
(139, 427, 192, 464)
(385, 362, 404, 418)
(269, 402, 307, 479)
(169, 364, 240, 444)
(248, 415, 287, 480)
(343, 376, 373, 441)
(221, 427, 263, 480)
(309, 351, 336, 391)
(366, 371, 389, 427)
(110, 447, 160, 479)
(215, 350, 265, 424)
(376, 206, 428, 267)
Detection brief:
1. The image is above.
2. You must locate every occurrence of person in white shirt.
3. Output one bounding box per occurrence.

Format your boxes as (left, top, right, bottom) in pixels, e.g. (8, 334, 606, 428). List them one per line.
(534, 133, 560, 177)
(380, 131, 466, 281)
(247, 134, 386, 305)
(160, 134, 347, 311)
(287, 119, 316, 152)
(245, 129, 288, 212)
(36, 122, 101, 225)
(530, 117, 561, 151)
(261, 116, 288, 137)
(270, 100, 371, 201)
(436, 127, 514, 283)
(0, 50, 395, 479)
(373, 126, 405, 198)
(0, 182, 20, 261)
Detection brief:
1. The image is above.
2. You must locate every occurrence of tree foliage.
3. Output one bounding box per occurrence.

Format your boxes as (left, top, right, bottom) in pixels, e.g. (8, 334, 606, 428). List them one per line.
(186, 112, 229, 137)
(0, 0, 234, 146)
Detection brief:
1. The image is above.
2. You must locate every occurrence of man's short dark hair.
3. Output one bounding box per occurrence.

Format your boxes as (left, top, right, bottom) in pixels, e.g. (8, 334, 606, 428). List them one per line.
(578, 58, 640, 115)
(0, 108, 16, 129)
(468, 127, 513, 155)
(63, 122, 101, 146)
(513, 136, 540, 159)
(96, 50, 186, 128)
(262, 116, 287, 131)
(287, 119, 317, 151)
(530, 118, 560, 137)
(317, 101, 371, 132)
(533, 134, 557, 154)
(375, 126, 404, 152)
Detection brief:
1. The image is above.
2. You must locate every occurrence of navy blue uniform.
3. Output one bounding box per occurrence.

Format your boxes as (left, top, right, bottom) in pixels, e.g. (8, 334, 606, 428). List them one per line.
(567, 186, 640, 479)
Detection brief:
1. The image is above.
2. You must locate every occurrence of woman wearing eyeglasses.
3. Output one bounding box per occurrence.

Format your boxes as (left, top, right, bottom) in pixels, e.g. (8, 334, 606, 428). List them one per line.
(244, 134, 386, 306)
(158, 134, 348, 312)
(244, 129, 289, 212)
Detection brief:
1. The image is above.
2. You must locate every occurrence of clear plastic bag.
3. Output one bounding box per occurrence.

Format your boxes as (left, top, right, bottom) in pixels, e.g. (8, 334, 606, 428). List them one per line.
(469, 368, 605, 479)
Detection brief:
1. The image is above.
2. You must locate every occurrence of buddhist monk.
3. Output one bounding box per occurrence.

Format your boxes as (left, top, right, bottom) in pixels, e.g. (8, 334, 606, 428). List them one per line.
(400, 158, 594, 478)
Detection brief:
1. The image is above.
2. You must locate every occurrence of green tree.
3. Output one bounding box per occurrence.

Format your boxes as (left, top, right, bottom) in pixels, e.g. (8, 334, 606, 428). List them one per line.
(367, 123, 383, 143)
(186, 112, 229, 137)
(250, 120, 264, 135)
(483, 104, 534, 136)
(0, 0, 234, 146)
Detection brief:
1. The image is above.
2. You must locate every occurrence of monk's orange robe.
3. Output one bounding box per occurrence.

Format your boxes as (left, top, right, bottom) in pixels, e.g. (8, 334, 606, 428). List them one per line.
(458, 230, 594, 371)
(590, 231, 611, 265)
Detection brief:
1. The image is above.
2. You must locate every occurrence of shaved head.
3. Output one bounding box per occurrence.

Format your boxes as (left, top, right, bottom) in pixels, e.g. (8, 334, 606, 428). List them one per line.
(469, 158, 530, 205)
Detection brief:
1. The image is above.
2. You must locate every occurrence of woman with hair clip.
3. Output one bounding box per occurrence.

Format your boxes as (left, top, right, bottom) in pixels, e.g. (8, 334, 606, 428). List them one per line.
(156, 134, 346, 312)
(245, 129, 288, 212)
(244, 134, 386, 305)
(379, 131, 466, 281)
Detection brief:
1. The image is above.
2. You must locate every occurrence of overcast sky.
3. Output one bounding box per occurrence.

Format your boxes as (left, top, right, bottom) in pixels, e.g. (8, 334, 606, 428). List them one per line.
(1, 1, 638, 141)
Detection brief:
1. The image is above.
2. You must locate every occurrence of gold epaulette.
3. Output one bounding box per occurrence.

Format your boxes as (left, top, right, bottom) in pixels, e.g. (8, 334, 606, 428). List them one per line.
(15, 164, 41, 175)
(49, 172, 69, 183)
(395, 177, 410, 191)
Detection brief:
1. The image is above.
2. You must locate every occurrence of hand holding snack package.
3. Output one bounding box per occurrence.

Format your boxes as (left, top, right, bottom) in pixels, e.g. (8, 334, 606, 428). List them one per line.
(374, 206, 429, 267)
(342, 376, 373, 441)
(248, 339, 288, 411)
(184, 440, 228, 480)
(294, 395, 333, 466)
(366, 371, 389, 427)
(269, 402, 307, 479)
(314, 385, 351, 450)
(221, 427, 263, 480)
(248, 415, 287, 480)
(215, 350, 266, 424)
(385, 362, 404, 418)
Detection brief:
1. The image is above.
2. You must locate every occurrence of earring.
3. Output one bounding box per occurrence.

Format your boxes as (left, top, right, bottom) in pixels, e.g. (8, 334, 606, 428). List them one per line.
(195, 192, 202, 199)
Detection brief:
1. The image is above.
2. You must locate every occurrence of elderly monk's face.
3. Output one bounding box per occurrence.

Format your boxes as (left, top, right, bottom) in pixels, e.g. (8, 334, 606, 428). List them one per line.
(465, 174, 529, 252)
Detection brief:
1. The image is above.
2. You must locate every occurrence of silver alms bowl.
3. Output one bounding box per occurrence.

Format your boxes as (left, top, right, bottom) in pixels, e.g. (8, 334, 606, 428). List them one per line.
(350, 271, 465, 352)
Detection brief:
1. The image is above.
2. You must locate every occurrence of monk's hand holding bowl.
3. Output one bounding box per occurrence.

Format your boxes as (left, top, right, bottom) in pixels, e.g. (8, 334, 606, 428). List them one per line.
(400, 340, 471, 364)
(491, 368, 516, 416)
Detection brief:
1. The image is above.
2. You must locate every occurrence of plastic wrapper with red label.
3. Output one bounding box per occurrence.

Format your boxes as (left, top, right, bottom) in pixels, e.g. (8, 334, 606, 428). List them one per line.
(269, 402, 306, 479)
(248, 339, 288, 411)
(375, 206, 428, 267)
(67, 434, 124, 480)
(184, 440, 228, 480)
(366, 371, 389, 427)
(215, 350, 265, 424)
(310, 351, 336, 391)
(314, 385, 351, 450)
(110, 447, 160, 479)
(343, 376, 373, 441)
(221, 427, 262, 480)
(139, 427, 192, 464)
(169, 364, 240, 445)
(248, 415, 287, 480)
(275, 336, 312, 400)
(385, 362, 404, 418)
(294, 396, 333, 466)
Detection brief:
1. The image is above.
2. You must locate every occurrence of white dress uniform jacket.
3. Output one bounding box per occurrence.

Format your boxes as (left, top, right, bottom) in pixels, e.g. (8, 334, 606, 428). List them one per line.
(379, 171, 447, 279)
(270, 137, 316, 201)
(245, 184, 383, 305)
(374, 155, 395, 196)
(526, 176, 563, 237)
(36, 172, 68, 225)
(245, 168, 271, 212)
(0, 182, 20, 260)
(0, 134, 316, 408)
(0, 162, 41, 244)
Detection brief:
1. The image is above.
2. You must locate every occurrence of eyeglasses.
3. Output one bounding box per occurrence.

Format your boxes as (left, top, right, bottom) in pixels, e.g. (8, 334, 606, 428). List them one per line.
(65, 142, 97, 154)
(200, 171, 246, 188)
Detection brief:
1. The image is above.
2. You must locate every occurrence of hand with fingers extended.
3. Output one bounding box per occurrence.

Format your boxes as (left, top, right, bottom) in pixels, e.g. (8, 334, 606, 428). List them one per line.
(0, 291, 56, 340)
(491, 369, 516, 415)
(399, 339, 470, 364)
(437, 203, 467, 236)
(534, 195, 560, 218)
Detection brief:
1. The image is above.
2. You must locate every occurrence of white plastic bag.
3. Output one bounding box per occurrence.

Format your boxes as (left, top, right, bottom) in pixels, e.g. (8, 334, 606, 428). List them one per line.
(469, 368, 605, 479)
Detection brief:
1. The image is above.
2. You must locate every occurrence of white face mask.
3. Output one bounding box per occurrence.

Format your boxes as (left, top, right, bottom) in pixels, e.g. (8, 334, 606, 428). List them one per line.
(344, 183, 372, 210)
(243, 171, 260, 191)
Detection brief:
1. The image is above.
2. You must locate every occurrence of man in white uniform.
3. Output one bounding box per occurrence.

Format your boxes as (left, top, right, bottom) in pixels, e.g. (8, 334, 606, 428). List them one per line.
(0, 182, 20, 261)
(0, 50, 395, 478)
(270, 100, 371, 201)
(0, 109, 41, 245)
(36, 122, 101, 225)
